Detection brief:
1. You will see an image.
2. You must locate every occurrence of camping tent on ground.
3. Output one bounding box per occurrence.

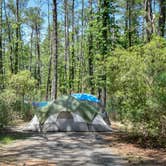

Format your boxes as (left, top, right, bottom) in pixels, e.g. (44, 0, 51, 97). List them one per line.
(24, 95, 111, 132)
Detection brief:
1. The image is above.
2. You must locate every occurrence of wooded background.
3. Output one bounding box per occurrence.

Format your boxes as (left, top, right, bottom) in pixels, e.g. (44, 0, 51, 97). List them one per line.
(0, 0, 166, 141)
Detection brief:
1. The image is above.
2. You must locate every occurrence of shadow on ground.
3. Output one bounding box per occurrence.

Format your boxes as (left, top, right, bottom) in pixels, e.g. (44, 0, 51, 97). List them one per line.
(0, 132, 127, 166)
(100, 129, 166, 166)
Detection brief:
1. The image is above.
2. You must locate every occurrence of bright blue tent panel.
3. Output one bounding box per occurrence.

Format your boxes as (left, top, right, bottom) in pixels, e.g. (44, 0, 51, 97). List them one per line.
(32, 101, 49, 108)
(71, 93, 100, 103)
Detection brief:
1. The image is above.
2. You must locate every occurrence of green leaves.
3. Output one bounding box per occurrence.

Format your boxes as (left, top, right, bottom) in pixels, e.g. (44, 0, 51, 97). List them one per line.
(107, 37, 166, 137)
(9, 70, 37, 97)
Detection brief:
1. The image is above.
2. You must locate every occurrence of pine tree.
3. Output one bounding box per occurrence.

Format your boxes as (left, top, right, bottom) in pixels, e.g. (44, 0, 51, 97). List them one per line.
(51, 0, 58, 100)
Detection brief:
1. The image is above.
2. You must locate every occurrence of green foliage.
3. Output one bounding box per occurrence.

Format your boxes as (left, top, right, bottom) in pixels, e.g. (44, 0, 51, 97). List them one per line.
(0, 89, 18, 128)
(0, 71, 37, 128)
(9, 70, 37, 98)
(0, 133, 31, 145)
(107, 37, 166, 138)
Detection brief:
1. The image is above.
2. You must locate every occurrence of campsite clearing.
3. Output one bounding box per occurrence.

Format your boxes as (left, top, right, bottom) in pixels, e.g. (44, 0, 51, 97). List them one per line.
(0, 132, 127, 166)
(0, 122, 165, 166)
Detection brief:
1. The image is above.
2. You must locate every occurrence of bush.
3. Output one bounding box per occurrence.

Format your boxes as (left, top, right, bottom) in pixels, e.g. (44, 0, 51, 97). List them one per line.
(107, 37, 166, 138)
(0, 89, 18, 128)
(0, 71, 37, 128)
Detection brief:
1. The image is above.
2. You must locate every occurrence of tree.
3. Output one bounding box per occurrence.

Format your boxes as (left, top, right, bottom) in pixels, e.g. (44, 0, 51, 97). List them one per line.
(4, 0, 14, 73)
(98, 0, 111, 107)
(69, 0, 75, 93)
(158, 0, 166, 37)
(46, 0, 52, 100)
(0, 0, 3, 77)
(144, 0, 154, 41)
(51, 0, 58, 100)
(88, 0, 94, 94)
(14, 0, 19, 73)
(25, 7, 43, 86)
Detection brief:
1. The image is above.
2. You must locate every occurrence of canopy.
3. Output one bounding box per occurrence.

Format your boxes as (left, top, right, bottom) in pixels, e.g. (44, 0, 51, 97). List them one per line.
(71, 93, 100, 103)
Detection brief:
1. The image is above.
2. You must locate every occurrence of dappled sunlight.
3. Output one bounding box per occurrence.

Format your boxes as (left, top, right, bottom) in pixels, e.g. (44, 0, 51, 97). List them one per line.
(0, 132, 127, 165)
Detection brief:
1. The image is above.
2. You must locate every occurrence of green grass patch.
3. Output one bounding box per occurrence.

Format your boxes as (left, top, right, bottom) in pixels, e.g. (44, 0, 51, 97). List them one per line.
(0, 136, 14, 144)
(0, 133, 33, 145)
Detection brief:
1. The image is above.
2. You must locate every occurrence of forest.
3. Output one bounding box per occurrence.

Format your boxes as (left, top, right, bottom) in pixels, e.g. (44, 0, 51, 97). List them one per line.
(0, 0, 166, 143)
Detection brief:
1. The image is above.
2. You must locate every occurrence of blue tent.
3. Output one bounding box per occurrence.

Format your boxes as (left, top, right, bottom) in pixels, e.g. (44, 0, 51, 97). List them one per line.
(32, 101, 49, 108)
(71, 93, 100, 103)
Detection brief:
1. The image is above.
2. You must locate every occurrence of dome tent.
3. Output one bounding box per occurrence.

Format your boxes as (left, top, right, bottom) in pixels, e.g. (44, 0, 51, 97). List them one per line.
(24, 95, 111, 132)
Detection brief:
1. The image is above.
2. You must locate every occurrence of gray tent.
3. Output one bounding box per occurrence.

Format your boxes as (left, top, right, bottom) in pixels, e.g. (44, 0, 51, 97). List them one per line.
(25, 95, 111, 132)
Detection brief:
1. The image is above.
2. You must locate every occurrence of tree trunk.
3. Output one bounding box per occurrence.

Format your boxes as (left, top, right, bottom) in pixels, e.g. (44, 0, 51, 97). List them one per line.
(88, 0, 94, 94)
(128, 1, 132, 47)
(64, 0, 68, 94)
(46, 55, 52, 100)
(144, 0, 153, 42)
(125, 0, 129, 48)
(4, 0, 14, 73)
(80, 0, 84, 92)
(36, 24, 41, 86)
(46, 0, 52, 100)
(158, 0, 166, 37)
(0, 0, 3, 76)
(51, 0, 58, 100)
(15, 0, 19, 73)
(69, 0, 75, 94)
(29, 30, 33, 72)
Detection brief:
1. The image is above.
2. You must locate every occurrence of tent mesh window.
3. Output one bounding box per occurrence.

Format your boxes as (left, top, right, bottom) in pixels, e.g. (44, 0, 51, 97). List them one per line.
(57, 111, 73, 119)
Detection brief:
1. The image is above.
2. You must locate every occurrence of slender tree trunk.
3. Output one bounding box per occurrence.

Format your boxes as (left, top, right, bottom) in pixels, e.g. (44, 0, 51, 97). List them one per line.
(88, 0, 94, 94)
(36, 24, 41, 86)
(125, 0, 129, 48)
(4, 0, 14, 73)
(144, 0, 153, 42)
(100, 0, 110, 108)
(0, 0, 3, 76)
(46, 55, 52, 100)
(15, 0, 19, 73)
(46, 0, 52, 100)
(80, 0, 84, 92)
(69, 0, 75, 94)
(51, 0, 58, 100)
(64, 0, 68, 94)
(128, 1, 132, 47)
(29, 30, 33, 72)
(158, 0, 166, 37)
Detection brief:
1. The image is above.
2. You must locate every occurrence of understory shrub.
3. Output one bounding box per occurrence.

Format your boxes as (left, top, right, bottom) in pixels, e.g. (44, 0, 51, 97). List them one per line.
(107, 37, 166, 139)
(0, 70, 37, 128)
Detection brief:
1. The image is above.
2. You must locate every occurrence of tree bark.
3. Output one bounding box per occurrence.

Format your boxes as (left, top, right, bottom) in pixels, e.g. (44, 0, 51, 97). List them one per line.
(29, 30, 33, 72)
(144, 0, 153, 42)
(128, 0, 132, 47)
(0, 0, 3, 76)
(69, 0, 75, 94)
(51, 0, 58, 100)
(99, 0, 110, 108)
(158, 0, 166, 37)
(88, 0, 94, 94)
(36, 24, 41, 86)
(80, 0, 84, 92)
(4, 0, 14, 73)
(15, 0, 19, 73)
(46, 0, 53, 100)
(64, 0, 69, 94)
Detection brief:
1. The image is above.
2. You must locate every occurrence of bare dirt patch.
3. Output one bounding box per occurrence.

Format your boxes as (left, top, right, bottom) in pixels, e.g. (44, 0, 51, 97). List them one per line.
(101, 122, 166, 166)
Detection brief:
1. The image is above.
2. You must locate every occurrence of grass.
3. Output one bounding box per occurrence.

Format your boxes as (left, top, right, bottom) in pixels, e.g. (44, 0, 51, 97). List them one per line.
(0, 132, 33, 145)
(0, 136, 14, 144)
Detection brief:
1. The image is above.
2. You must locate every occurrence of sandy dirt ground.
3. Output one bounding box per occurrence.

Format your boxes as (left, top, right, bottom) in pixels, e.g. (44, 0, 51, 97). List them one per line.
(0, 131, 128, 166)
(0, 122, 165, 166)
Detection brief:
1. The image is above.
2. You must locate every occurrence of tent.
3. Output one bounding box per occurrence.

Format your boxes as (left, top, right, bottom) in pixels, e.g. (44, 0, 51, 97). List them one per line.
(71, 93, 100, 103)
(25, 95, 111, 132)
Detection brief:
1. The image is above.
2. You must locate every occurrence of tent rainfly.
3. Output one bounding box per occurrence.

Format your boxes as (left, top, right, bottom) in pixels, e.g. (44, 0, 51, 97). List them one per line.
(24, 95, 111, 132)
